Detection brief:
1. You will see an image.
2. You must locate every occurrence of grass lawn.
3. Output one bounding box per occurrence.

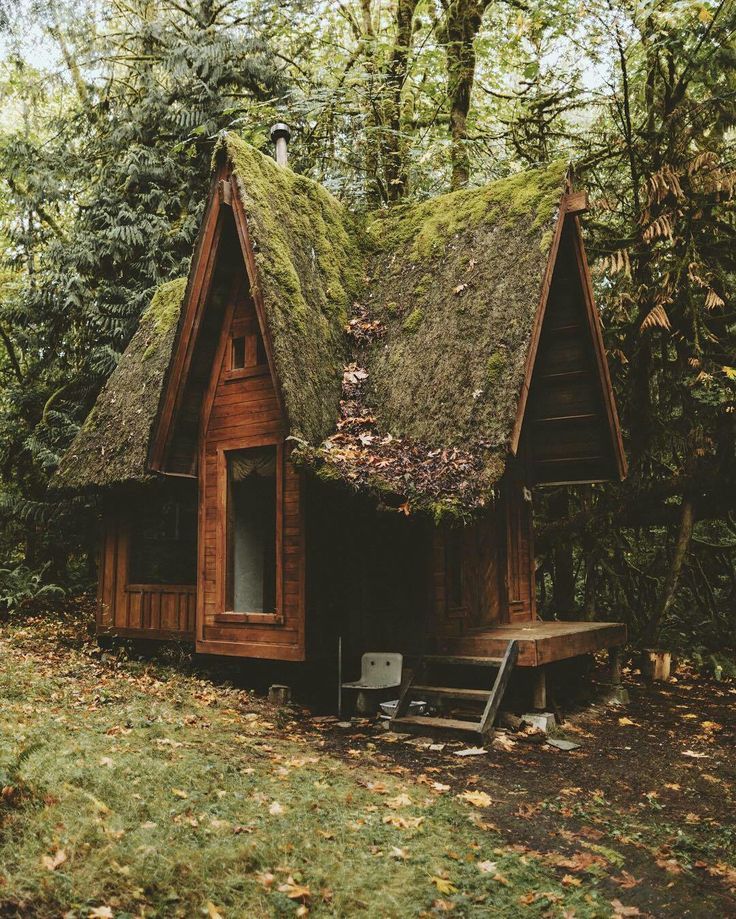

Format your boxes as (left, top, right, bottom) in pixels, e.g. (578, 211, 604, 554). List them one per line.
(1, 610, 734, 917)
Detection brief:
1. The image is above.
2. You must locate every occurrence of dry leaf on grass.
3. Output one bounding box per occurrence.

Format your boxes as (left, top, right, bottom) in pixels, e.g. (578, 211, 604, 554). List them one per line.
(88, 909, 114, 919)
(278, 878, 311, 901)
(41, 849, 67, 871)
(477, 860, 497, 873)
(457, 790, 492, 808)
(383, 814, 424, 829)
(205, 903, 224, 919)
(171, 788, 188, 799)
(385, 793, 413, 809)
(431, 876, 458, 894)
(611, 900, 641, 916)
(268, 801, 284, 816)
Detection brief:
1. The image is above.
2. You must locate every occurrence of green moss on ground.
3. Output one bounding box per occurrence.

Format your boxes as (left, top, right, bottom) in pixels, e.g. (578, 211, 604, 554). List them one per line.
(0, 613, 614, 918)
(402, 307, 424, 333)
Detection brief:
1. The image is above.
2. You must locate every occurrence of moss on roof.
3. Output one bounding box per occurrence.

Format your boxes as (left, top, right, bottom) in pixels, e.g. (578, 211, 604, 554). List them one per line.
(309, 161, 568, 512)
(54, 136, 568, 512)
(221, 134, 367, 446)
(52, 278, 187, 490)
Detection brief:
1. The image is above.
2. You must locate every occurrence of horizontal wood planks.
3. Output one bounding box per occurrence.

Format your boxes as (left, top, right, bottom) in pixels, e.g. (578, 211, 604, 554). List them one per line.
(436, 620, 627, 667)
(523, 220, 618, 484)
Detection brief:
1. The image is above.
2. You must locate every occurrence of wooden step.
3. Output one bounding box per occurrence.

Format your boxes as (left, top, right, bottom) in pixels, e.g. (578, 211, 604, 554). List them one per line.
(412, 685, 489, 701)
(424, 655, 503, 667)
(392, 715, 482, 733)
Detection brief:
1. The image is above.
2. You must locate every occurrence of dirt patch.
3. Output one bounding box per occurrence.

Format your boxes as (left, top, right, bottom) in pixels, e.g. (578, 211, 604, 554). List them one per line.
(310, 666, 736, 918)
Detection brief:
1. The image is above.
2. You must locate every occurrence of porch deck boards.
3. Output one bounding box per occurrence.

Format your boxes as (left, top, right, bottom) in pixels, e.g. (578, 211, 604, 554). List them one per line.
(436, 620, 625, 667)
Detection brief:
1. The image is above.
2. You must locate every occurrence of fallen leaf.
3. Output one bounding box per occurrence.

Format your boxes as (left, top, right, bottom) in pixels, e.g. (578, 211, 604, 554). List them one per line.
(383, 814, 424, 829)
(256, 871, 275, 889)
(611, 871, 641, 889)
(268, 801, 284, 816)
(457, 790, 492, 808)
(88, 909, 114, 919)
(611, 900, 641, 916)
(389, 846, 408, 860)
(453, 283, 467, 295)
(618, 717, 637, 726)
(431, 876, 458, 894)
(682, 750, 709, 758)
(278, 878, 311, 901)
(562, 874, 582, 887)
(99, 756, 114, 768)
(171, 788, 188, 799)
(385, 793, 413, 809)
(41, 849, 67, 871)
(205, 903, 224, 919)
(477, 860, 497, 873)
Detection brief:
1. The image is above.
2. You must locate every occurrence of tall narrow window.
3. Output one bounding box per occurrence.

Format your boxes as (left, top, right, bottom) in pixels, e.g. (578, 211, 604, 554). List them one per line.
(227, 446, 277, 613)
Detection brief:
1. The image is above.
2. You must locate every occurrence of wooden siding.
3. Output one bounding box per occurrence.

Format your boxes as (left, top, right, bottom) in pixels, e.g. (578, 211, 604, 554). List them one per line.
(522, 220, 620, 484)
(432, 483, 536, 636)
(196, 281, 305, 660)
(97, 507, 195, 640)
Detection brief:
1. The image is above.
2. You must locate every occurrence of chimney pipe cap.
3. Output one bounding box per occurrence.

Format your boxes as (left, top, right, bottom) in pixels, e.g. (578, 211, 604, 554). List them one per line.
(270, 122, 291, 142)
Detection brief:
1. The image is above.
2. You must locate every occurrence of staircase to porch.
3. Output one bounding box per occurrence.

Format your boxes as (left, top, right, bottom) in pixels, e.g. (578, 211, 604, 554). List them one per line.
(390, 640, 518, 739)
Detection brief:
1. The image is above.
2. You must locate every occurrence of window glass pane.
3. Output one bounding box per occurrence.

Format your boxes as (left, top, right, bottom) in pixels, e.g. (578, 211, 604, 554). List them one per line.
(231, 335, 246, 369)
(229, 446, 277, 612)
(129, 494, 197, 584)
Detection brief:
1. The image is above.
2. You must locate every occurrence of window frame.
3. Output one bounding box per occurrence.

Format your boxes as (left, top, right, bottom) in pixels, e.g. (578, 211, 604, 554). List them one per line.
(223, 315, 269, 382)
(214, 438, 284, 625)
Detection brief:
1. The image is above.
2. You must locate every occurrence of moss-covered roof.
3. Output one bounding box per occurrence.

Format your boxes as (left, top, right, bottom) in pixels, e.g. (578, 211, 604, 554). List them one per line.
(54, 134, 568, 512)
(223, 134, 365, 447)
(311, 161, 568, 513)
(53, 279, 187, 490)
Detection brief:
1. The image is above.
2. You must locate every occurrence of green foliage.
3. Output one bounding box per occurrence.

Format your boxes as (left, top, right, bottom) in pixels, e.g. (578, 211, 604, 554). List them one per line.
(0, 564, 65, 616)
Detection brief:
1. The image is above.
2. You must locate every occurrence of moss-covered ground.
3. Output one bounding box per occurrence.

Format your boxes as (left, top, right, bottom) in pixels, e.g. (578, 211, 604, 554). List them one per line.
(0, 609, 615, 918)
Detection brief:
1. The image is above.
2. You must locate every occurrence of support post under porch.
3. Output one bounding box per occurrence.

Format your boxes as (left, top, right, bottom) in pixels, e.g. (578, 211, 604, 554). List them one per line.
(605, 646, 629, 704)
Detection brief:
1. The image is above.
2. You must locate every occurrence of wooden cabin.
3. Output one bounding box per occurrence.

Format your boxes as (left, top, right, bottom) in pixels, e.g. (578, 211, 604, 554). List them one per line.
(54, 133, 627, 735)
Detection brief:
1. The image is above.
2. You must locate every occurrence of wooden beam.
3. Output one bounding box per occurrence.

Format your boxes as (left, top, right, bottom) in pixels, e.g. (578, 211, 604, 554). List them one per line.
(563, 190, 589, 214)
(218, 178, 232, 207)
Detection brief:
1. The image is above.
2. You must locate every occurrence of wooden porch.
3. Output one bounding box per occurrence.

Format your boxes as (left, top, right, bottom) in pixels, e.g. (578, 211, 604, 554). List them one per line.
(435, 620, 626, 668)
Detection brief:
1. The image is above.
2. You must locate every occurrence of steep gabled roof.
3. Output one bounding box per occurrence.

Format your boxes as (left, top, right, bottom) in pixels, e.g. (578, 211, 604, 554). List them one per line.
(149, 135, 366, 475)
(54, 133, 624, 512)
(53, 279, 187, 491)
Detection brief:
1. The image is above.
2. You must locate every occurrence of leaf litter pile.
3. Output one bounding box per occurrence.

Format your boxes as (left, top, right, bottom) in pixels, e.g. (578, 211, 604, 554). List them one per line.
(1, 607, 735, 917)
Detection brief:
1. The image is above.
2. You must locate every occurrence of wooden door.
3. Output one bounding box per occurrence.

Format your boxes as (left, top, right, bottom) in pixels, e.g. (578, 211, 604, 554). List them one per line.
(504, 482, 536, 623)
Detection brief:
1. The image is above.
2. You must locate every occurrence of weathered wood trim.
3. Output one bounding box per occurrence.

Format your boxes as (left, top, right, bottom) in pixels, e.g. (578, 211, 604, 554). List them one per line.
(509, 200, 567, 455)
(562, 190, 589, 214)
(149, 163, 229, 471)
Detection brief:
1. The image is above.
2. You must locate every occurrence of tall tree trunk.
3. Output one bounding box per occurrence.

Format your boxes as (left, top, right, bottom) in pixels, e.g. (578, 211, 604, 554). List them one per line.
(643, 495, 695, 644)
(384, 0, 419, 200)
(439, 0, 489, 190)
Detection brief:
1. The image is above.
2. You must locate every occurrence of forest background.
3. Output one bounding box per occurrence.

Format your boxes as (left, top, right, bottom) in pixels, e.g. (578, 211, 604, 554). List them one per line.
(0, 0, 733, 663)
